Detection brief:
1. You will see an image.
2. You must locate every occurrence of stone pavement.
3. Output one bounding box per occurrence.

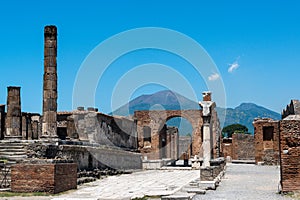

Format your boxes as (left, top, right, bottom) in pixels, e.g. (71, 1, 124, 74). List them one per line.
(52, 169, 199, 200)
(0, 164, 298, 200)
(193, 163, 293, 200)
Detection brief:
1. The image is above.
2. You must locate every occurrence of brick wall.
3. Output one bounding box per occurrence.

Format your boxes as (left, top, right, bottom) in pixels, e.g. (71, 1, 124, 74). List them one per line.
(11, 162, 77, 194)
(253, 118, 280, 165)
(231, 133, 255, 160)
(280, 119, 300, 192)
(221, 138, 232, 159)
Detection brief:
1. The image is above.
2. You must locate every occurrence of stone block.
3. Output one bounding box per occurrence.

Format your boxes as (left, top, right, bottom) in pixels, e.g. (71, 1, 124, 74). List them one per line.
(11, 162, 77, 194)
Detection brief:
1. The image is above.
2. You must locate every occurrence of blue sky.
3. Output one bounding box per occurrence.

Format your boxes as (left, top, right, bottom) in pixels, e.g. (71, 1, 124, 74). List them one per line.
(0, 0, 300, 114)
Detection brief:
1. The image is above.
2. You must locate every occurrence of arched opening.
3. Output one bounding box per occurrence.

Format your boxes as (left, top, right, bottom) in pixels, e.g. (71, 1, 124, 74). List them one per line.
(164, 116, 193, 166)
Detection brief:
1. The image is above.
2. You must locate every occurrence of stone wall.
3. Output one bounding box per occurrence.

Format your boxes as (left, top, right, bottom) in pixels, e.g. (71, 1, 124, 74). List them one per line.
(57, 111, 137, 150)
(179, 136, 192, 159)
(26, 143, 142, 171)
(164, 126, 179, 160)
(231, 133, 255, 160)
(134, 110, 203, 160)
(200, 158, 225, 181)
(282, 100, 300, 119)
(21, 113, 41, 140)
(280, 118, 300, 192)
(221, 138, 232, 159)
(253, 118, 280, 165)
(11, 162, 77, 194)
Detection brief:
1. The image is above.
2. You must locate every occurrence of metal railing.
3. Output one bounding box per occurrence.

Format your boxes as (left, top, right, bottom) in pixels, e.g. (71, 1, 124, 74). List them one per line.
(0, 162, 10, 188)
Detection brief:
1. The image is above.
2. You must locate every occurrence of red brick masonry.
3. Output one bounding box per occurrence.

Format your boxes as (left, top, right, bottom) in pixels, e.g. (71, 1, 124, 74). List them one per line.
(11, 163, 77, 194)
(280, 119, 300, 192)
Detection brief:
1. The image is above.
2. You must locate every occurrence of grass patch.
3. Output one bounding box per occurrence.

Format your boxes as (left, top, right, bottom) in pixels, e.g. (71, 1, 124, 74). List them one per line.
(0, 191, 54, 197)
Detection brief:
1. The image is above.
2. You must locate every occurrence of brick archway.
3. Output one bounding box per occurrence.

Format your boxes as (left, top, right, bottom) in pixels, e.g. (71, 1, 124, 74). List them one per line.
(134, 110, 203, 160)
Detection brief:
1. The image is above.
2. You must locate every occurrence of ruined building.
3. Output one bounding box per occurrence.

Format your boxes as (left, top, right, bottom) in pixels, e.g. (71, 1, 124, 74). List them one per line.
(253, 118, 280, 165)
(0, 25, 222, 173)
(279, 100, 300, 193)
(253, 100, 300, 192)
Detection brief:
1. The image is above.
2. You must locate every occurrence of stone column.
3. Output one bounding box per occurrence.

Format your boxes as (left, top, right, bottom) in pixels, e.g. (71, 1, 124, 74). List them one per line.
(42, 25, 58, 138)
(5, 86, 22, 139)
(199, 91, 215, 167)
(0, 104, 6, 139)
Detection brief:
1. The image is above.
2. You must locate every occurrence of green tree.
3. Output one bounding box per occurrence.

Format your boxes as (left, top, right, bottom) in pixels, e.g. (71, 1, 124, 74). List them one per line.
(222, 124, 248, 138)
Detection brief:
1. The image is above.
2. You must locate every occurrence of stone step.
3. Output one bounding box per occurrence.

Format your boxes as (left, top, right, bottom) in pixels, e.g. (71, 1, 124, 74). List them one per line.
(0, 155, 27, 161)
(0, 145, 27, 149)
(0, 151, 27, 156)
(185, 188, 206, 194)
(0, 148, 27, 152)
(161, 195, 191, 200)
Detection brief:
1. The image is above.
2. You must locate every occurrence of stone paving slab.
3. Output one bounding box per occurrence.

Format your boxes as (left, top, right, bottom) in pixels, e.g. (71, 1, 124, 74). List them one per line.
(193, 163, 294, 200)
(51, 170, 199, 200)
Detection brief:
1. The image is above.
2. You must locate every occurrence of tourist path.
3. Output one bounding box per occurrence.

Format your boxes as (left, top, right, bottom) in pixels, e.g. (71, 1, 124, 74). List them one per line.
(193, 163, 294, 200)
(0, 164, 298, 200)
(52, 169, 199, 200)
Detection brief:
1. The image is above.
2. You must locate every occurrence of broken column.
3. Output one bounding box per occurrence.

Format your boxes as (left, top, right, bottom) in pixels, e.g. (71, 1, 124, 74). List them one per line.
(42, 25, 58, 138)
(5, 86, 22, 139)
(199, 91, 215, 167)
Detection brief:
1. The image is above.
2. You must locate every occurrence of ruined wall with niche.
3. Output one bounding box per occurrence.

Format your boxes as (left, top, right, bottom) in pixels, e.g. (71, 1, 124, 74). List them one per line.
(280, 118, 300, 192)
(253, 118, 280, 165)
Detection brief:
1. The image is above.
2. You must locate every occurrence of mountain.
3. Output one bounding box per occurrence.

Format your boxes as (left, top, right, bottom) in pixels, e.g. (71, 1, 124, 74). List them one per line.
(111, 90, 199, 116)
(111, 90, 281, 135)
(216, 103, 281, 133)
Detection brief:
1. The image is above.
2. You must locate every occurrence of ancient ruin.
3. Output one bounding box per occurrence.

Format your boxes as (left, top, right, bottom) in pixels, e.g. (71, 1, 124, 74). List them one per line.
(0, 25, 227, 194)
(252, 100, 300, 193)
(42, 25, 58, 138)
(253, 118, 280, 165)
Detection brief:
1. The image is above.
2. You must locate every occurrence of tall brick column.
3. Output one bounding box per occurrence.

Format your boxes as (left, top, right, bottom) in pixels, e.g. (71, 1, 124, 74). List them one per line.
(42, 25, 58, 138)
(5, 86, 22, 139)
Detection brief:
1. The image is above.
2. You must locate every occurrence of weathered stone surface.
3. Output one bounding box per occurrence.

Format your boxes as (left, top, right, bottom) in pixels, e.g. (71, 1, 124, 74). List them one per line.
(253, 118, 280, 165)
(5, 86, 22, 138)
(134, 110, 203, 160)
(42, 25, 58, 138)
(11, 162, 77, 194)
(279, 119, 300, 192)
(25, 143, 142, 170)
(231, 133, 255, 160)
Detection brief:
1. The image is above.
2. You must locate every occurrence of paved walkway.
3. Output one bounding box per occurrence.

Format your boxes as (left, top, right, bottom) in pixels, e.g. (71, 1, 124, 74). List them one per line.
(52, 169, 199, 200)
(194, 163, 293, 200)
(1, 164, 298, 200)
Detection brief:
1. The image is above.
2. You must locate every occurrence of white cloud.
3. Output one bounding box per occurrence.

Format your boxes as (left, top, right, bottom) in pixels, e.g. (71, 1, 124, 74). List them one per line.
(228, 57, 240, 73)
(208, 73, 220, 81)
(228, 61, 239, 73)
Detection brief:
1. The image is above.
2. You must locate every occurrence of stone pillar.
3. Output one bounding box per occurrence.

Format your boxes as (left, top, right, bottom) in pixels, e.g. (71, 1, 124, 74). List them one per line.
(0, 105, 5, 139)
(42, 25, 58, 138)
(5, 86, 22, 139)
(199, 91, 215, 167)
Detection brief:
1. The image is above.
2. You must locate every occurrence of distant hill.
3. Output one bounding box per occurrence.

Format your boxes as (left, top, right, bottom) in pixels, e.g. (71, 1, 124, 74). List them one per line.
(216, 103, 281, 133)
(111, 90, 281, 135)
(111, 90, 199, 116)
